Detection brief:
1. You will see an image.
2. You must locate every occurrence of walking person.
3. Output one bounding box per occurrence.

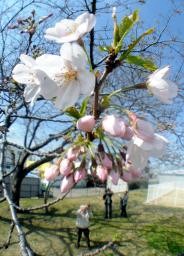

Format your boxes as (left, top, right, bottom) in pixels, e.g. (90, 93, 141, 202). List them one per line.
(103, 188, 113, 219)
(120, 191, 128, 218)
(76, 204, 93, 249)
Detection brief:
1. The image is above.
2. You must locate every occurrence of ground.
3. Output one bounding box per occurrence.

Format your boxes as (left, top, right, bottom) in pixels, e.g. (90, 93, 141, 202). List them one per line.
(0, 189, 184, 256)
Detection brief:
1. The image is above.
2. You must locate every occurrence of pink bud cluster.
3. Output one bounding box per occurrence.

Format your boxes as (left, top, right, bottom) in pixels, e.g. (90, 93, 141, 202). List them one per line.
(95, 144, 142, 185)
(44, 145, 87, 193)
(44, 112, 167, 194)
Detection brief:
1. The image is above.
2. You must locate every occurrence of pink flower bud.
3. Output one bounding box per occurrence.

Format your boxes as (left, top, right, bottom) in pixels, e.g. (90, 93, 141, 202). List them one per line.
(76, 115, 96, 132)
(74, 168, 87, 183)
(44, 164, 59, 181)
(108, 170, 120, 185)
(102, 115, 126, 137)
(102, 154, 112, 170)
(59, 159, 73, 176)
(96, 165, 108, 182)
(60, 174, 74, 193)
(67, 146, 80, 161)
(121, 171, 133, 182)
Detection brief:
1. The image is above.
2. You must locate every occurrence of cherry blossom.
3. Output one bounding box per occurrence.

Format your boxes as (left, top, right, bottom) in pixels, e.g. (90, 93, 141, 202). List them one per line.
(102, 115, 126, 137)
(127, 133, 168, 169)
(147, 66, 178, 103)
(45, 12, 96, 43)
(36, 43, 95, 109)
(12, 54, 58, 105)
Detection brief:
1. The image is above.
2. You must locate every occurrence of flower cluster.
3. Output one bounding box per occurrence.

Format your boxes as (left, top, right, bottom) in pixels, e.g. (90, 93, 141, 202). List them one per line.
(44, 111, 169, 192)
(12, 11, 178, 193)
(12, 13, 96, 109)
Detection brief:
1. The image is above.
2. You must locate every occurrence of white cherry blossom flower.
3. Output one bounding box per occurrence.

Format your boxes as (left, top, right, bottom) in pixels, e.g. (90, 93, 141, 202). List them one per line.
(127, 133, 168, 169)
(36, 43, 95, 109)
(147, 66, 178, 104)
(45, 12, 96, 43)
(12, 54, 58, 105)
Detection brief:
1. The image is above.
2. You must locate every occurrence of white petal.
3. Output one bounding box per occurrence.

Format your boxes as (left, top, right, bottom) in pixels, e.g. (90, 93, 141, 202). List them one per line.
(12, 64, 34, 84)
(56, 33, 80, 43)
(149, 66, 170, 80)
(78, 70, 95, 95)
(34, 69, 58, 99)
(132, 136, 154, 151)
(75, 12, 96, 32)
(149, 134, 168, 157)
(36, 54, 64, 77)
(20, 54, 35, 67)
(148, 78, 178, 103)
(24, 85, 40, 104)
(127, 141, 149, 169)
(60, 42, 87, 68)
(54, 83, 80, 110)
(45, 19, 79, 43)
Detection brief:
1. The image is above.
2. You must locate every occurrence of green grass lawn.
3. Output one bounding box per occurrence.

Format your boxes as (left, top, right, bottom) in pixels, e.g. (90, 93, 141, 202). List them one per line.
(0, 189, 184, 256)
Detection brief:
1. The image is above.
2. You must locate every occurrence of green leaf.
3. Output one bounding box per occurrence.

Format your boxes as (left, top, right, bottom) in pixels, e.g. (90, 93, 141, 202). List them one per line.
(112, 24, 120, 48)
(101, 95, 111, 109)
(115, 10, 139, 53)
(119, 10, 139, 39)
(126, 55, 157, 71)
(79, 97, 89, 116)
(118, 28, 154, 61)
(65, 106, 81, 119)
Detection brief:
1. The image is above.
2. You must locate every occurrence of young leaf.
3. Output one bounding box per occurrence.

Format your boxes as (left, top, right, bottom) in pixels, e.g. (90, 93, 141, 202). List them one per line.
(115, 10, 139, 53)
(100, 95, 111, 109)
(126, 55, 157, 71)
(80, 97, 90, 116)
(119, 10, 139, 39)
(65, 106, 81, 119)
(118, 28, 154, 61)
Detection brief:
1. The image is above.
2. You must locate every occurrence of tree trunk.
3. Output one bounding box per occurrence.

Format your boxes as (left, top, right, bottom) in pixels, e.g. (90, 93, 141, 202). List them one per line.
(11, 166, 26, 207)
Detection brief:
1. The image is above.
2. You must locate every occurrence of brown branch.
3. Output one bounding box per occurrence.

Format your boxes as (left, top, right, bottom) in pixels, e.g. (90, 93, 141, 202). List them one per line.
(12, 191, 70, 213)
(89, 0, 97, 69)
(80, 241, 113, 256)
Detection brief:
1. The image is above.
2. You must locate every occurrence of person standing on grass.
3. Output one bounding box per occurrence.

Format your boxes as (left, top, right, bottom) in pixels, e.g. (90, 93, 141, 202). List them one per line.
(76, 204, 93, 249)
(103, 188, 113, 219)
(120, 190, 128, 218)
